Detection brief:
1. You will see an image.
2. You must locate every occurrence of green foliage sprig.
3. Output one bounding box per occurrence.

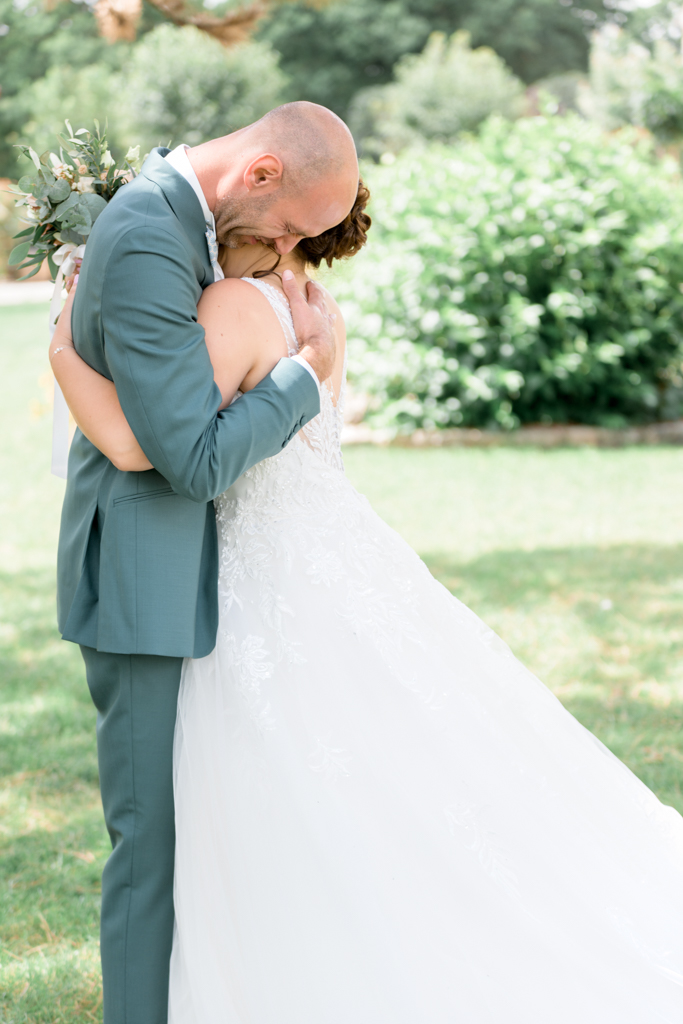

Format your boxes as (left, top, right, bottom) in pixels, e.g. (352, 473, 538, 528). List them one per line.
(9, 121, 143, 280)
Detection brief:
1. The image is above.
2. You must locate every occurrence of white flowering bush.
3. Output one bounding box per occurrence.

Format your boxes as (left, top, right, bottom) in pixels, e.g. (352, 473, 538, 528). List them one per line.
(334, 115, 683, 432)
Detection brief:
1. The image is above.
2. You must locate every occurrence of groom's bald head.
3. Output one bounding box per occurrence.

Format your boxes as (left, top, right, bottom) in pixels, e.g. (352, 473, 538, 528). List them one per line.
(250, 102, 358, 192)
(189, 102, 360, 255)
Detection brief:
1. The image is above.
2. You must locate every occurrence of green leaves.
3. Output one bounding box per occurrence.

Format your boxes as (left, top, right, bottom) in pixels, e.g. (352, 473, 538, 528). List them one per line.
(79, 192, 107, 221)
(53, 192, 107, 238)
(53, 192, 79, 219)
(8, 241, 31, 266)
(338, 115, 683, 432)
(47, 178, 70, 203)
(17, 175, 37, 194)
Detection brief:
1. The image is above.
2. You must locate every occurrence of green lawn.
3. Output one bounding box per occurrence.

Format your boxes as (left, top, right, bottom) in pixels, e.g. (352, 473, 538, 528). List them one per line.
(2, 303, 683, 1022)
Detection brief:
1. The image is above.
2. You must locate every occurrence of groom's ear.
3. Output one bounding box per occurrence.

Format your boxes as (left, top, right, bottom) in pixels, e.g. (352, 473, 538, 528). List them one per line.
(244, 153, 284, 193)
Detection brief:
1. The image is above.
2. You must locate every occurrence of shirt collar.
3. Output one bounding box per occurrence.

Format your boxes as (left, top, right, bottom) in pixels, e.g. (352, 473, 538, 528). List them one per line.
(165, 144, 215, 231)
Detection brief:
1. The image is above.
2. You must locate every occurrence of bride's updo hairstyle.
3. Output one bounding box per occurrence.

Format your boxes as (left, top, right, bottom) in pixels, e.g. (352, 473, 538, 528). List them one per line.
(297, 180, 371, 268)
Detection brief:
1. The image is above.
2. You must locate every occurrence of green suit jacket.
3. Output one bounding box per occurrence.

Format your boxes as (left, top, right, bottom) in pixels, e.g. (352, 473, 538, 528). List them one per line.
(57, 148, 320, 658)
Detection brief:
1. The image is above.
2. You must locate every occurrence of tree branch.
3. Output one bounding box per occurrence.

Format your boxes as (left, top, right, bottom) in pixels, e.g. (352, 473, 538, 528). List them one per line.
(144, 0, 265, 45)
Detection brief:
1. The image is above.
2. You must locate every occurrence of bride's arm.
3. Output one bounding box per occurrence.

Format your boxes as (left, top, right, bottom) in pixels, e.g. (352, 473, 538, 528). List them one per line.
(50, 278, 289, 472)
(50, 287, 153, 472)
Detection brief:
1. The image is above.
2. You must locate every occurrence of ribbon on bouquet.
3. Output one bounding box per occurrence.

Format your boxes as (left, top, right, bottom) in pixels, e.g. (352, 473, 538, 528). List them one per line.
(49, 242, 85, 479)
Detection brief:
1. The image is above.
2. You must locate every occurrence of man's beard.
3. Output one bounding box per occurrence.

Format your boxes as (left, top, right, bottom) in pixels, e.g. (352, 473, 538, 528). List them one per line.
(214, 191, 277, 248)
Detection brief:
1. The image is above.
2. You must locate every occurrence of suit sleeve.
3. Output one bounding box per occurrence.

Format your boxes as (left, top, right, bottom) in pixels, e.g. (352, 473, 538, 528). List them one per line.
(100, 224, 320, 502)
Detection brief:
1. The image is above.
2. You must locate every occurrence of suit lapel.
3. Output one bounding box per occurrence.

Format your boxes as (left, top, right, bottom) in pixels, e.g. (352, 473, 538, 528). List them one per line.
(141, 148, 214, 286)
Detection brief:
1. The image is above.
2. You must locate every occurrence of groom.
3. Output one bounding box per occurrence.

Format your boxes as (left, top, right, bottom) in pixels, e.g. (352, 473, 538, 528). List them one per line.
(57, 102, 359, 1023)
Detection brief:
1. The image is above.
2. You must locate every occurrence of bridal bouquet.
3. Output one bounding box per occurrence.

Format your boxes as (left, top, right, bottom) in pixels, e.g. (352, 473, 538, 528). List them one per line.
(9, 121, 143, 478)
(9, 121, 142, 281)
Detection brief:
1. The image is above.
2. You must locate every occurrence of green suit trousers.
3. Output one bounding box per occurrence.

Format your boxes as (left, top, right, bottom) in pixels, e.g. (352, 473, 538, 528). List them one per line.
(80, 646, 183, 1024)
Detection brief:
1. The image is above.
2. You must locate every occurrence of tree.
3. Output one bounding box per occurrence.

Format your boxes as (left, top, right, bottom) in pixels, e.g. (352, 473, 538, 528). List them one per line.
(258, 0, 628, 117)
(0, 0, 265, 178)
(350, 31, 524, 157)
(0, 0, 165, 178)
(94, 0, 263, 46)
(117, 24, 288, 151)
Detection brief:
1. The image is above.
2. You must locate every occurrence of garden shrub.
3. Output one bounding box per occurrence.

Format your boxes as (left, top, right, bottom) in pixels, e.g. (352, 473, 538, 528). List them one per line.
(349, 31, 524, 157)
(333, 114, 683, 432)
(118, 25, 288, 152)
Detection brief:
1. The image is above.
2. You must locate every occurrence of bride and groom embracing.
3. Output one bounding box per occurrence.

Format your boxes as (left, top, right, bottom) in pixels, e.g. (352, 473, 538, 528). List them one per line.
(50, 102, 683, 1023)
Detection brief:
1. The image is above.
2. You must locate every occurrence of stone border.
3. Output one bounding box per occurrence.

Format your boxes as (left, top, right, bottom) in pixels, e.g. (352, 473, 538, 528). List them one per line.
(341, 421, 683, 449)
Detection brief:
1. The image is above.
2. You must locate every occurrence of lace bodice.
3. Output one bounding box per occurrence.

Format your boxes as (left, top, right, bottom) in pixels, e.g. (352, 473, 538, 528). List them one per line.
(238, 277, 346, 474)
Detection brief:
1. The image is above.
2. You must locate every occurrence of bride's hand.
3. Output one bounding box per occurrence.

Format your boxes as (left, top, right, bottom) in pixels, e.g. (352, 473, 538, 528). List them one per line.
(282, 269, 336, 383)
(49, 278, 77, 364)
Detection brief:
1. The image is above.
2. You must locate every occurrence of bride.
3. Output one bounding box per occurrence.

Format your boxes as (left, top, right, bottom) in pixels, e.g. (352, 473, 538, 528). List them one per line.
(52, 185, 683, 1023)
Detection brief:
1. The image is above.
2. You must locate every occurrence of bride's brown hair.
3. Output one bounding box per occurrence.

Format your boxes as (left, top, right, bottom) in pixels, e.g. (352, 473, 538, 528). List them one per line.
(251, 179, 371, 280)
(297, 179, 371, 268)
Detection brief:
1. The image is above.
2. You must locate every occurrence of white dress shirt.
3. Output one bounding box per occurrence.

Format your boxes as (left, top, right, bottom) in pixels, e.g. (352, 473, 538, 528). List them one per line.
(165, 144, 320, 389)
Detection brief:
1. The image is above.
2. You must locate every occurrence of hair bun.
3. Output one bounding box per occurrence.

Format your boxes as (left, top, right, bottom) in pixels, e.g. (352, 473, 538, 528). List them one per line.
(298, 180, 371, 269)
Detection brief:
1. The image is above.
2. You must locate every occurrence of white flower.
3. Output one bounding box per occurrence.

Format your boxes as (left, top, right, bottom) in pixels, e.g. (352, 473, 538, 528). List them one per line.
(125, 145, 140, 164)
(101, 149, 115, 169)
(51, 162, 72, 180)
(74, 176, 96, 194)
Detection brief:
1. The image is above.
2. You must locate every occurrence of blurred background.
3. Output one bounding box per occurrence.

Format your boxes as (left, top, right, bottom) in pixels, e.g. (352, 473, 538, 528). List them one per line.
(3, 2, 683, 1020)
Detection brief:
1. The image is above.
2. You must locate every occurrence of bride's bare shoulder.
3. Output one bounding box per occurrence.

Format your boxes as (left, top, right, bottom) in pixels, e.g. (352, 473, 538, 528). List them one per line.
(197, 279, 283, 346)
(198, 277, 267, 318)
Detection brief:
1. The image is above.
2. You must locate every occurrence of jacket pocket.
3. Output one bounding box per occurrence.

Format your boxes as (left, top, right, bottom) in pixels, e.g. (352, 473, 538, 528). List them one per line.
(113, 486, 176, 506)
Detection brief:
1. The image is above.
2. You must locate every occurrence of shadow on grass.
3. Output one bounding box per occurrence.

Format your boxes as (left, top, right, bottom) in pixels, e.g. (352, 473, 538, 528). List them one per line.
(0, 942, 103, 1024)
(0, 568, 97, 785)
(0, 566, 107, 980)
(424, 543, 683, 811)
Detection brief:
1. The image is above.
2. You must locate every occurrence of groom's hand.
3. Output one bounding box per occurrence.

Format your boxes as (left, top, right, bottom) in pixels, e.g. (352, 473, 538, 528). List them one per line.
(282, 269, 336, 383)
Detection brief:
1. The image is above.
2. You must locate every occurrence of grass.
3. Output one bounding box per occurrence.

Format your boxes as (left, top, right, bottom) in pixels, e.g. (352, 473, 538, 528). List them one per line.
(0, 304, 105, 1023)
(2, 303, 683, 1021)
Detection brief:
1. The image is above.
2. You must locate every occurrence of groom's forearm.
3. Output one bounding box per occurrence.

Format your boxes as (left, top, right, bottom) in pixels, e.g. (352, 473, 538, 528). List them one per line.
(167, 358, 319, 503)
(101, 226, 319, 500)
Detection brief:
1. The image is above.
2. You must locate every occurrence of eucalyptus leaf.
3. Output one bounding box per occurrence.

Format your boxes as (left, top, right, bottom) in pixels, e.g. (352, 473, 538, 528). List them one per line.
(79, 192, 107, 224)
(60, 206, 92, 234)
(47, 179, 71, 203)
(18, 262, 44, 281)
(17, 252, 45, 267)
(54, 191, 80, 219)
(18, 175, 37, 193)
(56, 227, 85, 245)
(8, 242, 32, 266)
(12, 227, 34, 239)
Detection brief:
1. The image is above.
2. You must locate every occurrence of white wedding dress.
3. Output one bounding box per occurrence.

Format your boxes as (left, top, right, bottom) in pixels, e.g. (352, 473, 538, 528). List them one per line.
(168, 279, 683, 1024)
